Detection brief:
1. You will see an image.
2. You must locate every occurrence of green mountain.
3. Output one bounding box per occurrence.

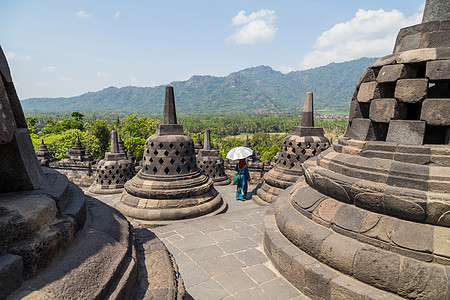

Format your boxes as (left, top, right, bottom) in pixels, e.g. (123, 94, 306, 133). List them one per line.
(21, 57, 376, 114)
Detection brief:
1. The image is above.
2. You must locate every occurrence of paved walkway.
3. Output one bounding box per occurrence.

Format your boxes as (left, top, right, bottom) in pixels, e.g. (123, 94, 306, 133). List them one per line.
(88, 185, 307, 300)
(151, 185, 307, 300)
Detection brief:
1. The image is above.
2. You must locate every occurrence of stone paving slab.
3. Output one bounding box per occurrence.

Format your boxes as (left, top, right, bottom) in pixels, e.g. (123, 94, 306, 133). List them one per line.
(151, 184, 307, 299)
(87, 184, 307, 299)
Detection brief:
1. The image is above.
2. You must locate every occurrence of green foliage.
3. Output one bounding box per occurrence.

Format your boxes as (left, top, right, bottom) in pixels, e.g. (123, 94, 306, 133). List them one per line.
(86, 120, 110, 156)
(124, 137, 146, 161)
(71, 111, 84, 121)
(41, 119, 84, 134)
(117, 115, 158, 140)
(44, 129, 103, 160)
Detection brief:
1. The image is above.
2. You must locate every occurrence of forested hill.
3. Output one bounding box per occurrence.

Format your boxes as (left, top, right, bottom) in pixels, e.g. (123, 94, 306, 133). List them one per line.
(21, 57, 376, 114)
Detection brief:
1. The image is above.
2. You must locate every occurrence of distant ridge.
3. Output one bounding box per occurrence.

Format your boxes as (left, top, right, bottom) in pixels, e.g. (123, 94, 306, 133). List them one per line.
(21, 57, 376, 114)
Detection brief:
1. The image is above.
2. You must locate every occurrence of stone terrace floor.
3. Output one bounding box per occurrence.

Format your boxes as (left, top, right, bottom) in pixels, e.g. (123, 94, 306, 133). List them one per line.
(88, 184, 308, 300)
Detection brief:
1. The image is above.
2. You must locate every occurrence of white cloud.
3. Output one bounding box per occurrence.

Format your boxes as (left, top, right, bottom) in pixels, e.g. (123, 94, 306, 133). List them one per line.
(131, 77, 137, 82)
(75, 10, 93, 19)
(97, 71, 111, 77)
(114, 11, 120, 18)
(6, 51, 31, 61)
(301, 8, 423, 69)
(277, 66, 295, 74)
(228, 9, 278, 44)
(42, 66, 56, 72)
(60, 76, 70, 81)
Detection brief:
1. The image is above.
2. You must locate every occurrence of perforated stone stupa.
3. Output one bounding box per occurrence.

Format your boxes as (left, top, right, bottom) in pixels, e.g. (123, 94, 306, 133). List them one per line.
(35, 139, 55, 167)
(50, 137, 95, 187)
(114, 86, 226, 226)
(88, 130, 136, 194)
(253, 92, 330, 205)
(194, 134, 203, 154)
(197, 129, 231, 185)
(263, 2, 450, 299)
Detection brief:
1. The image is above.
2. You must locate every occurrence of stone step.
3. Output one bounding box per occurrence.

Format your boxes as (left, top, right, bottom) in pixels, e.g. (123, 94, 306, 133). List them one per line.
(264, 206, 404, 300)
(267, 193, 450, 299)
(133, 228, 186, 299)
(9, 198, 136, 299)
(0, 193, 58, 253)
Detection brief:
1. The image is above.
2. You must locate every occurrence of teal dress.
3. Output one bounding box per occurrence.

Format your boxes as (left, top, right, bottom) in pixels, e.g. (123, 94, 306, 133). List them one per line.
(235, 164, 250, 200)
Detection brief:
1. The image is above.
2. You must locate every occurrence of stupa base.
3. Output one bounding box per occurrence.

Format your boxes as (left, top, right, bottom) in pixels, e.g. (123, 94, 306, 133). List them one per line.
(114, 190, 227, 227)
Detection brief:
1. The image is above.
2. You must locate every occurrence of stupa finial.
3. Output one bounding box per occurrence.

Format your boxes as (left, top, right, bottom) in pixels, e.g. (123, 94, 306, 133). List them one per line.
(204, 129, 211, 150)
(301, 92, 314, 127)
(162, 86, 177, 125)
(422, 0, 450, 22)
(110, 130, 119, 153)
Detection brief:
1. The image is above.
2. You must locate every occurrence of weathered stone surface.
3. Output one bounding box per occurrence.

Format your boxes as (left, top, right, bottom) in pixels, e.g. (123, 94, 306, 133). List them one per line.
(0, 77, 16, 144)
(397, 257, 448, 299)
(357, 82, 380, 102)
(421, 98, 450, 126)
(353, 246, 400, 293)
(329, 276, 366, 300)
(422, 0, 450, 22)
(386, 120, 426, 145)
(304, 263, 338, 300)
(0, 254, 23, 299)
(377, 64, 410, 83)
(394, 78, 428, 102)
(369, 98, 406, 123)
(349, 101, 370, 121)
(357, 68, 377, 87)
(320, 234, 360, 276)
(390, 220, 433, 252)
(332, 205, 366, 236)
(134, 228, 185, 299)
(0, 128, 45, 192)
(301, 92, 314, 127)
(347, 118, 375, 141)
(426, 60, 450, 80)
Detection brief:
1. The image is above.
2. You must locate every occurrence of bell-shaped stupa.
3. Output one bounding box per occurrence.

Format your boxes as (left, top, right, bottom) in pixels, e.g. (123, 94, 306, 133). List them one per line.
(197, 129, 231, 185)
(88, 130, 136, 194)
(65, 136, 93, 161)
(253, 92, 330, 205)
(114, 86, 226, 226)
(263, 2, 450, 299)
(35, 139, 55, 167)
(194, 134, 203, 154)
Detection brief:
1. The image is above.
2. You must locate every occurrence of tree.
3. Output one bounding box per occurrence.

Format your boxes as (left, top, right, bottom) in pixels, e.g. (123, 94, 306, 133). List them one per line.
(124, 137, 146, 161)
(71, 111, 84, 121)
(88, 120, 110, 155)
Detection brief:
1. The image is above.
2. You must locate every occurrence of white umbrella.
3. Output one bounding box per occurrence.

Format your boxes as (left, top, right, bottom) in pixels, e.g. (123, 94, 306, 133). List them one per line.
(226, 147, 253, 160)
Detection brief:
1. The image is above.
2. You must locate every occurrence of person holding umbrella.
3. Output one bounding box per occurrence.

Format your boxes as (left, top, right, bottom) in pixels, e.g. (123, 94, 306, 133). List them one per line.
(226, 146, 252, 201)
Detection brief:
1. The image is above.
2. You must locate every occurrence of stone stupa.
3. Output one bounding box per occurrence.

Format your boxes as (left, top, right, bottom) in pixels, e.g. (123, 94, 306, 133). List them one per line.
(197, 128, 231, 185)
(114, 86, 227, 226)
(35, 139, 55, 167)
(50, 136, 95, 186)
(263, 1, 450, 299)
(194, 133, 203, 154)
(253, 92, 330, 205)
(0, 46, 136, 299)
(88, 130, 136, 194)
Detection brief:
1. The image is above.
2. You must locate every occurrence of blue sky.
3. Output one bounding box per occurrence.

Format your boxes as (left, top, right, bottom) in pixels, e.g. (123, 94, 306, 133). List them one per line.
(1, 0, 425, 99)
